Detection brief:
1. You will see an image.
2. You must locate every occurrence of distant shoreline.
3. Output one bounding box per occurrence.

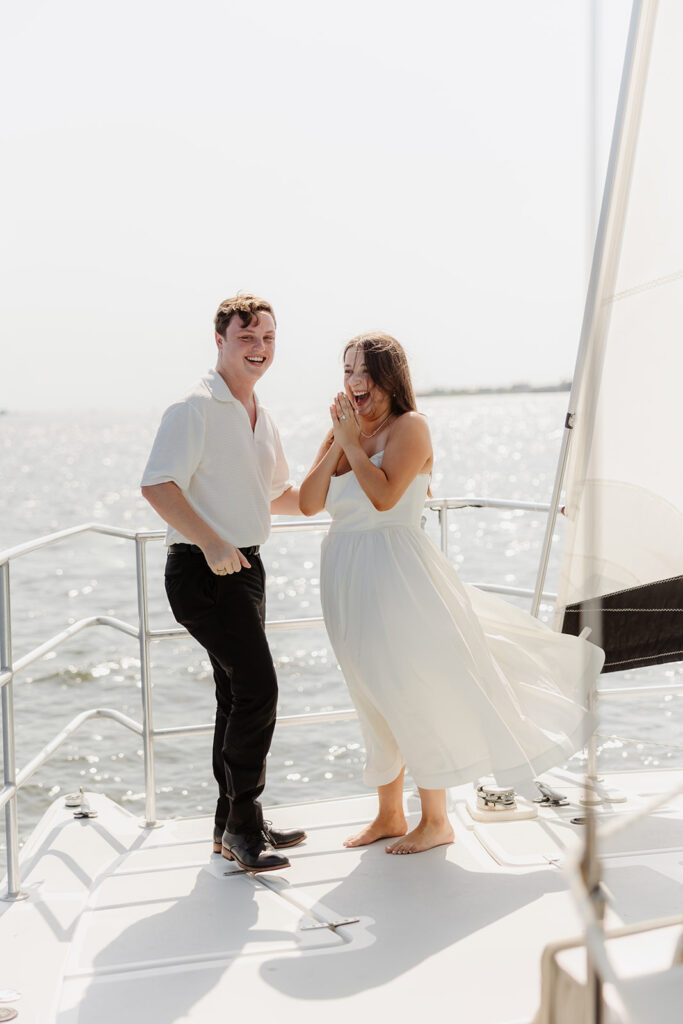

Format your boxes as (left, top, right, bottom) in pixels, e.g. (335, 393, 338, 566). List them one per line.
(0, 382, 573, 416)
(416, 381, 571, 398)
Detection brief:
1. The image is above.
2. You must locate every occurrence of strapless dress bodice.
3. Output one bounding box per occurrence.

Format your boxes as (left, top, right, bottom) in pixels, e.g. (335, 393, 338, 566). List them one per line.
(325, 451, 428, 532)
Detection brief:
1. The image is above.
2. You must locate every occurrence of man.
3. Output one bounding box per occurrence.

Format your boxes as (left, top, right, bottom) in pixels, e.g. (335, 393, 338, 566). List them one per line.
(141, 294, 305, 872)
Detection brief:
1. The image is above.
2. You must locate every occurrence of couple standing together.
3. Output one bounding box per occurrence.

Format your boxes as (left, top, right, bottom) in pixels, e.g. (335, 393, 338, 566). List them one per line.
(141, 293, 603, 874)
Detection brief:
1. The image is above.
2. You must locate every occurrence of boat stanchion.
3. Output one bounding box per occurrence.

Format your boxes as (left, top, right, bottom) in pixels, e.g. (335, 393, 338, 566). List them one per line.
(134, 535, 161, 830)
(1, 562, 28, 904)
(579, 778, 628, 806)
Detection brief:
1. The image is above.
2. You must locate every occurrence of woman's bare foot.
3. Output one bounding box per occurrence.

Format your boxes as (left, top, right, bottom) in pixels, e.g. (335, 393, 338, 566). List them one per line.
(385, 818, 454, 855)
(344, 813, 408, 848)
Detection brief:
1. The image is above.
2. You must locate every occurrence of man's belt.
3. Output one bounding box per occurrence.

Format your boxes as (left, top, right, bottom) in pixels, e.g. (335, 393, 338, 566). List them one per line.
(168, 543, 260, 556)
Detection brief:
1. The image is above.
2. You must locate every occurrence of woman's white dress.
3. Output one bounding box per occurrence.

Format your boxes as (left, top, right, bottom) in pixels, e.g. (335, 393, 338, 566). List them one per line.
(320, 452, 604, 790)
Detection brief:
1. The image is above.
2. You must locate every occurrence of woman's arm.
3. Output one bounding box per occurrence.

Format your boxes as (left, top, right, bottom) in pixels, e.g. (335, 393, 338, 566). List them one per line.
(299, 430, 344, 515)
(332, 394, 432, 511)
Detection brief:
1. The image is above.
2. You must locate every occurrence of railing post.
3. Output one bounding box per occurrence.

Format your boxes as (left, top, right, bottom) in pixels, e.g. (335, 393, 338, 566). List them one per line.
(135, 537, 158, 828)
(1, 562, 27, 901)
(438, 504, 449, 556)
(530, 417, 573, 618)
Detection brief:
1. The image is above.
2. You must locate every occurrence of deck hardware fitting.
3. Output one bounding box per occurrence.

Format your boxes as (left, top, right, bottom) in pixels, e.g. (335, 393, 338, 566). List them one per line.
(534, 780, 570, 806)
(71, 788, 98, 819)
(300, 917, 360, 931)
(476, 783, 516, 811)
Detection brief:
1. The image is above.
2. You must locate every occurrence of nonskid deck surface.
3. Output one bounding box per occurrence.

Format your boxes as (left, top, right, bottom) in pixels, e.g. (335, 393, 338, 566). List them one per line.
(1, 770, 682, 1024)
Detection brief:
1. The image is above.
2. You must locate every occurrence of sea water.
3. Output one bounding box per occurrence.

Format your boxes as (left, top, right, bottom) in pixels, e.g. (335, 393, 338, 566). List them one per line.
(1, 394, 681, 871)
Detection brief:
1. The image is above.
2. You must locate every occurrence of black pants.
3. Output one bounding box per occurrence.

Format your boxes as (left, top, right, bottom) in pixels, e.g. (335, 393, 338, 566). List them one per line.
(164, 549, 277, 835)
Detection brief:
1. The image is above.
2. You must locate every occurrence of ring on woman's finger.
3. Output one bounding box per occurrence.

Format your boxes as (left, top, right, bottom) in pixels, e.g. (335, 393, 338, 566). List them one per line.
(340, 414, 347, 420)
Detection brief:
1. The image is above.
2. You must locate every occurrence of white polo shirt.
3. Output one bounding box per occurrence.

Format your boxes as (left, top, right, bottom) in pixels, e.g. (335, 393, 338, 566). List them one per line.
(141, 369, 292, 547)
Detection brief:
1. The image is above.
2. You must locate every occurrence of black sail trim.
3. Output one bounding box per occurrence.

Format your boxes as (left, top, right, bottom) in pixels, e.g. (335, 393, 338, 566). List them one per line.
(561, 575, 683, 673)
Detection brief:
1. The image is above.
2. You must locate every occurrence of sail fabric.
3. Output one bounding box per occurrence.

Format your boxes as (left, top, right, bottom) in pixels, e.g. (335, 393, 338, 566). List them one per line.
(555, 0, 683, 672)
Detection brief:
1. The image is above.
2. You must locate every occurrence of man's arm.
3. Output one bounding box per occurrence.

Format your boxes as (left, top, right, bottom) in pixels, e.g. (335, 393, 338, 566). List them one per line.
(141, 481, 251, 574)
(270, 485, 301, 516)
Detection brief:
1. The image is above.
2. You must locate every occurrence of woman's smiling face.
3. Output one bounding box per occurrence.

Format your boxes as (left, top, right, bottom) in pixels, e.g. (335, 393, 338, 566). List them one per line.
(343, 345, 391, 421)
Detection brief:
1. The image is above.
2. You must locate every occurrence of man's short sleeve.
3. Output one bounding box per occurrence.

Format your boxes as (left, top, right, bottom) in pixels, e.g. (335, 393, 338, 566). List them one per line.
(270, 421, 294, 500)
(140, 401, 205, 492)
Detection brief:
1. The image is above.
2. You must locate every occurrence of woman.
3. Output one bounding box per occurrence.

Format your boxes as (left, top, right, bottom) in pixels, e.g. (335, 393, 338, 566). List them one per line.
(300, 333, 603, 855)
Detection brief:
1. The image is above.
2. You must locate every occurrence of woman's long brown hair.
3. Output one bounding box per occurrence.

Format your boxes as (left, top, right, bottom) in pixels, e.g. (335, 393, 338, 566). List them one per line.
(343, 333, 418, 416)
(344, 332, 431, 494)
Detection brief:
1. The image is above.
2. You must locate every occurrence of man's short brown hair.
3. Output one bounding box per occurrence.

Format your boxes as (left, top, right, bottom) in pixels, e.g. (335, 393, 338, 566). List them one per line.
(214, 294, 276, 336)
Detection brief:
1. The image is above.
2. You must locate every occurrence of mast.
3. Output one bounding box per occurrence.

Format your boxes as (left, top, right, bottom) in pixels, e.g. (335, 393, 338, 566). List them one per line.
(531, 4, 661, 1019)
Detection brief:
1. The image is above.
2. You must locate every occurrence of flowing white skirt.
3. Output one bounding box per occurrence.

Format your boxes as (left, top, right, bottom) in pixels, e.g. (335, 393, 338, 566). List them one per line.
(320, 524, 604, 790)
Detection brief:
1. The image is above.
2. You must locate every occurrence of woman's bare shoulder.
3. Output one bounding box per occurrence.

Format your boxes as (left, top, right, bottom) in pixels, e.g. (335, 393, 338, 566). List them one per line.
(384, 411, 432, 463)
(392, 410, 431, 437)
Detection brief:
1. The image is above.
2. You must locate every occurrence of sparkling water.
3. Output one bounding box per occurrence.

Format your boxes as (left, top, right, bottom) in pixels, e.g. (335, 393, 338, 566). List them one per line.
(1, 394, 681, 872)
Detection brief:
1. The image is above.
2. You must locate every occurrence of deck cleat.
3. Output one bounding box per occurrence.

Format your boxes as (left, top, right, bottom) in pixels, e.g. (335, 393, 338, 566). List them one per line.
(70, 788, 98, 819)
(533, 780, 570, 807)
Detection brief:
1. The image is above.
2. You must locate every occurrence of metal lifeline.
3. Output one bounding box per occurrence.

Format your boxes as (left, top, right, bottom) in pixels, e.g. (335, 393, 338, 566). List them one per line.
(1, 495, 680, 900)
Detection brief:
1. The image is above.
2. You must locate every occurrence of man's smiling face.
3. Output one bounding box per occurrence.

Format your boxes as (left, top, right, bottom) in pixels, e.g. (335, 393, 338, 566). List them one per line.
(215, 312, 276, 389)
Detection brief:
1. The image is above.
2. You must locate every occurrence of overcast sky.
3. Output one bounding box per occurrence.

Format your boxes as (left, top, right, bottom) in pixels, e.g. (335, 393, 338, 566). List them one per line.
(1, 1, 631, 413)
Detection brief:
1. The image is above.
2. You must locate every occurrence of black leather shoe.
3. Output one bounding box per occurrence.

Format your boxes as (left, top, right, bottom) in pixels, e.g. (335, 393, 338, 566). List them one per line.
(220, 829, 291, 873)
(213, 822, 306, 853)
(262, 820, 307, 849)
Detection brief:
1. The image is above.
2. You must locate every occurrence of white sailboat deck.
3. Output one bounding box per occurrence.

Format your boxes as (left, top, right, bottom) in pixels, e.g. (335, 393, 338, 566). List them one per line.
(2, 767, 681, 1024)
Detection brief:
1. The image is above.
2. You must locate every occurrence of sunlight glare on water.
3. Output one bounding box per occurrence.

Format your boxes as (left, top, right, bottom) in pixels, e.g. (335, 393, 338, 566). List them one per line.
(1, 394, 681, 872)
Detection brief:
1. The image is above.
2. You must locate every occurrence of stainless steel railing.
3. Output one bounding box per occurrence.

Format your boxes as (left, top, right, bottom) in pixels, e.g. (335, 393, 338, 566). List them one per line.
(2, 501, 680, 900)
(0, 503, 524, 898)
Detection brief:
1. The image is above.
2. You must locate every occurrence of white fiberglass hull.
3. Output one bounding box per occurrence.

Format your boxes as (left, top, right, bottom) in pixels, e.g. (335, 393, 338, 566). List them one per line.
(1, 768, 682, 1024)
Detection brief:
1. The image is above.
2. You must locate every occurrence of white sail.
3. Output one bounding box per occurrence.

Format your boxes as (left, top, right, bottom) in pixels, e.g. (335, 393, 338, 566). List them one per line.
(554, 0, 683, 673)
